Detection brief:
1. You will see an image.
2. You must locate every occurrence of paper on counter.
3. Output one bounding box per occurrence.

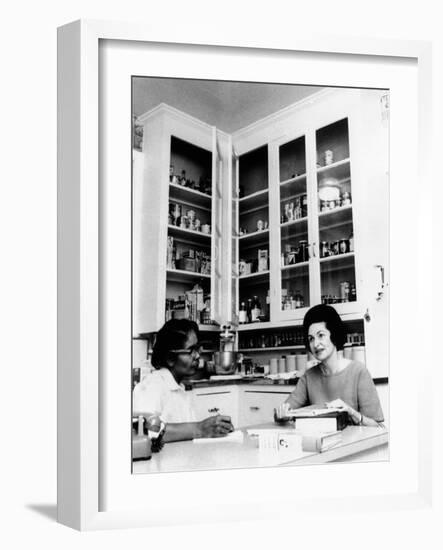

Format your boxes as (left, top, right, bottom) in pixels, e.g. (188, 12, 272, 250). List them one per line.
(193, 430, 244, 444)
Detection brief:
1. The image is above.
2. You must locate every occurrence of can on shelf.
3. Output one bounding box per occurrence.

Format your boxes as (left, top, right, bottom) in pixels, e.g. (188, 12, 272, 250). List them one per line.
(339, 239, 349, 254)
(324, 150, 334, 165)
(340, 281, 351, 302)
(320, 241, 329, 258)
(342, 191, 351, 205)
(332, 240, 340, 255)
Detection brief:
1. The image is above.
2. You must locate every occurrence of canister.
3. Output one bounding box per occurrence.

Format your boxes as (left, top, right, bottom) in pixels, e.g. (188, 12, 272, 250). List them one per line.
(352, 345, 366, 364)
(343, 346, 353, 359)
(278, 357, 287, 373)
(286, 355, 296, 372)
(296, 353, 308, 374)
(270, 358, 278, 375)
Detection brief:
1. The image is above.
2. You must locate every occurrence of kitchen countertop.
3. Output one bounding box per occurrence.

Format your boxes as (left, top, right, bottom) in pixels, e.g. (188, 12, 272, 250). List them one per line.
(184, 375, 388, 390)
(132, 424, 389, 474)
(184, 376, 299, 390)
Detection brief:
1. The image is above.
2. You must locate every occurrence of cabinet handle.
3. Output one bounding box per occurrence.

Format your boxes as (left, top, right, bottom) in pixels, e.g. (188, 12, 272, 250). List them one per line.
(249, 406, 260, 411)
(375, 264, 385, 301)
(208, 407, 220, 413)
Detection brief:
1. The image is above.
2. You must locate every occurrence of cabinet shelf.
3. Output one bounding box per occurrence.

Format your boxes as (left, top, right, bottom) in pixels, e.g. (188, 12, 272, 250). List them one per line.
(238, 188, 268, 214)
(238, 229, 269, 248)
(169, 182, 212, 210)
(318, 204, 353, 231)
(281, 261, 309, 272)
(280, 175, 307, 200)
(166, 268, 211, 283)
(239, 270, 270, 282)
(316, 158, 351, 182)
(319, 251, 354, 263)
(239, 345, 304, 352)
(168, 225, 212, 246)
(319, 252, 355, 273)
(280, 217, 308, 231)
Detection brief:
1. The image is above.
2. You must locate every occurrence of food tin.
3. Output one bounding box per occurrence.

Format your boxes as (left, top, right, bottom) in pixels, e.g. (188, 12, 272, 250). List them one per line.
(339, 239, 349, 254)
(340, 281, 351, 302)
(324, 150, 334, 165)
(342, 191, 351, 205)
(332, 240, 340, 255)
(320, 241, 329, 258)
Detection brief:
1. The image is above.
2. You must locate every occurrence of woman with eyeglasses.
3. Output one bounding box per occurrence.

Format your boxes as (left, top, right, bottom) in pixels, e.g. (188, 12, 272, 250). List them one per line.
(275, 304, 384, 426)
(133, 319, 234, 442)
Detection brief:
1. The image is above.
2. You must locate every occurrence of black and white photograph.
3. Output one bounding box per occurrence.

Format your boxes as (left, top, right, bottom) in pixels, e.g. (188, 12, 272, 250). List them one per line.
(131, 77, 390, 473)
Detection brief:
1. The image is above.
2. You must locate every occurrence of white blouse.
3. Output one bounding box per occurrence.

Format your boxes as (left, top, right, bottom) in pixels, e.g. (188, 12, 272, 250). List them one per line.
(133, 368, 196, 423)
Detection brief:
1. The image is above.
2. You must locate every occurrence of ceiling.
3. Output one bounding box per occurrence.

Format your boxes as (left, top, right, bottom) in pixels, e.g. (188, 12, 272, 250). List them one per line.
(133, 77, 323, 133)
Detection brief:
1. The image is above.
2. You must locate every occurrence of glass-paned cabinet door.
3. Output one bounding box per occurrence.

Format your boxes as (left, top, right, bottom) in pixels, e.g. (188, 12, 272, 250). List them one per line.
(166, 136, 214, 327)
(237, 145, 270, 325)
(278, 135, 311, 318)
(315, 118, 358, 313)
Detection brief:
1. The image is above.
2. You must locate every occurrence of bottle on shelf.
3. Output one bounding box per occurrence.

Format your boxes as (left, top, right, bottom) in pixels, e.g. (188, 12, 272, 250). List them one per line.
(294, 290, 304, 309)
(349, 231, 354, 252)
(239, 301, 248, 324)
(246, 298, 253, 323)
(251, 295, 262, 322)
(265, 289, 270, 321)
(302, 194, 308, 217)
(180, 169, 187, 186)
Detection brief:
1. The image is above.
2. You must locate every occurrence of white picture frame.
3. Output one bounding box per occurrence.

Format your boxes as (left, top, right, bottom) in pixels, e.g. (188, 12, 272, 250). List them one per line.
(57, 19, 434, 531)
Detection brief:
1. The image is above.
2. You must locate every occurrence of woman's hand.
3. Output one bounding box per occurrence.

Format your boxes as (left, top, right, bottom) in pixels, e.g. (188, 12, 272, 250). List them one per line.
(326, 399, 361, 424)
(197, 414, 234, 438)
(274, 402, 291, 422)
(325, 398, 351, 413)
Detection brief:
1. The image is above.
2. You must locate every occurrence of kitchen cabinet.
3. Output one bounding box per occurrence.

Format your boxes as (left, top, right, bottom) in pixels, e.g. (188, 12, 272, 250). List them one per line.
(191, 386, 239, 426)
(134, 89, 388, 378)
(190, 384, 291, 429)
(232, 89, 388, 378)
(133, 105, 228, 335)
(233, 89, 388, 324)
(237, 386, 291, 428)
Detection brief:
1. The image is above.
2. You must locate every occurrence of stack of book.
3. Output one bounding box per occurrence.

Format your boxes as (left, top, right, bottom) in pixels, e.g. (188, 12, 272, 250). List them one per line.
(286, 405, 349, 433)
(302, 430, 343, 452)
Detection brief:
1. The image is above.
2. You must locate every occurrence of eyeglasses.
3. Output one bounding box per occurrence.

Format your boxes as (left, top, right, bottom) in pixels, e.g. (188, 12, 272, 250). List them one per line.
(169, 344, 202, 356)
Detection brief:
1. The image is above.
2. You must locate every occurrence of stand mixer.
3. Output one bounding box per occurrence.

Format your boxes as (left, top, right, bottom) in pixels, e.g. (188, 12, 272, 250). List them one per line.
(212, 325, 237, 375)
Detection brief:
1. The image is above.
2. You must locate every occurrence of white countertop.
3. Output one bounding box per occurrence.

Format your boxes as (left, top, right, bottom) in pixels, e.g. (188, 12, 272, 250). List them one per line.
(132, 424, 388, 474)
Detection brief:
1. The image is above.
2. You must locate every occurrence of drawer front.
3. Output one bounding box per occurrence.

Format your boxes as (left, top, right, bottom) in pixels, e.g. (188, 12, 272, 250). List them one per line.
(239, 390, 291, 428)
(192, 390, 237, 424)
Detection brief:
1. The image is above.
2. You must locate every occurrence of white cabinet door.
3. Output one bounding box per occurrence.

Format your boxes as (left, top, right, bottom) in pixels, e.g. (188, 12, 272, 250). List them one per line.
(192, 387, 239, 426)
(348, 90, 389, 378)
(134, 105, 217, 335)
(238, 387, 292, 428)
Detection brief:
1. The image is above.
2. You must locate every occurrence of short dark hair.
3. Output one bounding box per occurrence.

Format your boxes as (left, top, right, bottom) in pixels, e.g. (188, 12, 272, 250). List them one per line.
(151, 319, 200, 369)
(302, 304, 346, 352)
